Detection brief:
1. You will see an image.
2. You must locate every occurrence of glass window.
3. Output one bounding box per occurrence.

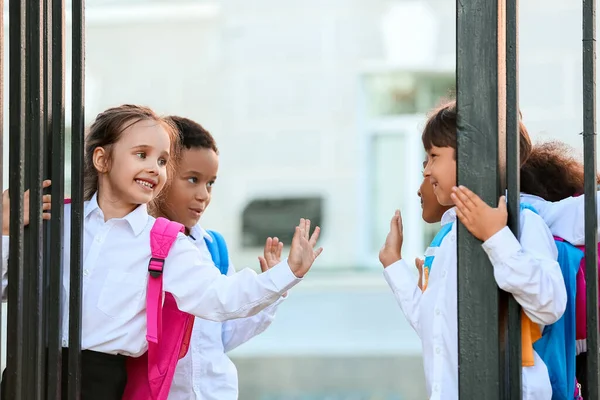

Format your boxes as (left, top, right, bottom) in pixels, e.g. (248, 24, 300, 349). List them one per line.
(241, 197, 323, 248)
(370, 134, 407, 252)
(363, 71, 455, 117)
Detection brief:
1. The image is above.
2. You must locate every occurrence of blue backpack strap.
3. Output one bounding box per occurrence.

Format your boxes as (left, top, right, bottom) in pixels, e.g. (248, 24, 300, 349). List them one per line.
(519, 202, 539, 215)
(423, 222, 453, 270)
(523, 201, 580, 399)
(533, 240, 581, 400)
(205, 230, 230, 275)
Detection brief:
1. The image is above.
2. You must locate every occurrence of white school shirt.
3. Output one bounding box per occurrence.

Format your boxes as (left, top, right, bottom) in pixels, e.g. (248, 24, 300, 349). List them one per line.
(169, 224, 284, 400)
(0, 193, 300, 357)
(384, 207, 567, 400)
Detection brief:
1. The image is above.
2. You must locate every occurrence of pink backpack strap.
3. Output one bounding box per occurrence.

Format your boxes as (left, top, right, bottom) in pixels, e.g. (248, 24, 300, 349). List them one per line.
(146, 217, 184, 345)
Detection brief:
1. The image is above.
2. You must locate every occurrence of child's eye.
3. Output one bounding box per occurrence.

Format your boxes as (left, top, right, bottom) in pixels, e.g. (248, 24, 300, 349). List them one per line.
(207, 181, 215, 188)
(158, 158, 167, 167)
(187, 177, 198, 184)
(136, 152, 146, 159)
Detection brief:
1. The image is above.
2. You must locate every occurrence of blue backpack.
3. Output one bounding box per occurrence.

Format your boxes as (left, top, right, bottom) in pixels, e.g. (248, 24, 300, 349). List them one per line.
(521, 203, 581, 400)
(205, 230, 230, 275)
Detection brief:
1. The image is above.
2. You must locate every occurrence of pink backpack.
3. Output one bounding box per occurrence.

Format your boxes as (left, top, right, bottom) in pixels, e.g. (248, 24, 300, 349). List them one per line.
(122, 217, 195, 400)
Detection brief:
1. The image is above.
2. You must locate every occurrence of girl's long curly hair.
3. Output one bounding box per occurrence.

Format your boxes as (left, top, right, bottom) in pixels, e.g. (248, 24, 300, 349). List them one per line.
(520, 141, 598, 201)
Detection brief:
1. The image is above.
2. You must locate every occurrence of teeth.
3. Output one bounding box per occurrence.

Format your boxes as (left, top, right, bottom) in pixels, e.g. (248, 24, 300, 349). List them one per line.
(136, 179, 154, 188)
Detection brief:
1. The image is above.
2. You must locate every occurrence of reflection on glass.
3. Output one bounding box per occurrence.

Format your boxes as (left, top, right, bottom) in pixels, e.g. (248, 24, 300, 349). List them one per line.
(364, 71, 455, 117)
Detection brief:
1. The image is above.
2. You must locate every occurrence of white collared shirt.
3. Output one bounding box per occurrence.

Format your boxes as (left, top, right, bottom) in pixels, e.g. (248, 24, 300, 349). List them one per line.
(1, 193, 299, 357)
(384, 207, 566, 400)
(169, 224, 284, 400)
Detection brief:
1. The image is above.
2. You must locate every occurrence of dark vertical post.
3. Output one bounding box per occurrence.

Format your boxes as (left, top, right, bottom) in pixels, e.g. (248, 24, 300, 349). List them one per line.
(69, 0, 85, 398)
(0, 0, 4, 395)
(42, 0, 52, 393)
(582, 0, 599, 398)
(7, 0, 27, 398)
(47, 0, 66, 398)
(502, 0, 522, 398)
(456, 0, 507, 398)
(25, 0, 46, 397)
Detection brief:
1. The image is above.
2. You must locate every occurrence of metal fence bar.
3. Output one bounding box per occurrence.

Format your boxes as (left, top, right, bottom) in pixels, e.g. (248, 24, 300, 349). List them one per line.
(25, 0, 47, 397)
(502, 0, 522, 398)
(42, 0, 52, 394)
(47, 0, 66, 397)
(582, 0, 599, 397)
(69, 0, 85, 398)
(456, 0, 506, 397)
(0, 0, 4, 397)
(6, 0, 27, 398)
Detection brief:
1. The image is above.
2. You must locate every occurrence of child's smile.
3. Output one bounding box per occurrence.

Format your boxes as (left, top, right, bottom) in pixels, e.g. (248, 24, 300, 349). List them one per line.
(423, 145, 456, 207)
(135, 178, 157, 191)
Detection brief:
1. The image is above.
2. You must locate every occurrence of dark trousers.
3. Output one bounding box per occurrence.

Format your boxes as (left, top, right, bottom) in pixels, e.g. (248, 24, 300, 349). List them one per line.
(1, 348, 127, 400)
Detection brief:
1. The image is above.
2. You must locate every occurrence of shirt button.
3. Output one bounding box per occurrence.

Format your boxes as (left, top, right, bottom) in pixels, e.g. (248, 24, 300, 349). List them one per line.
(62, 340, 67, 347)
(434, 384, 440, 392)
(83, 269, 89, 277)
(442, 270, 448, 278)
(435, 308, 441, 316)
(436, 347, 441, 354)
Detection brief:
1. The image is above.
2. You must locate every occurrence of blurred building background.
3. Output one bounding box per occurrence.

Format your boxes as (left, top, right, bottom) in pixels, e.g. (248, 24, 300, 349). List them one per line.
(0, 1, 594, 399)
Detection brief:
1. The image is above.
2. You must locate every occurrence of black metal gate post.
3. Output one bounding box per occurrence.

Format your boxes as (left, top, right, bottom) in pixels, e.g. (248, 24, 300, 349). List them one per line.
(5, 0, 79, 397)
(582, 0, 599, 398)
(502, 0, 523, 398)
(7, 0, 29, 397)
(68, 1, 85, 398)
(46, 0, 66, 398)
(24, 0, 47, 397)
(456, 0, 521, 397)
(0, 0, 4, 396)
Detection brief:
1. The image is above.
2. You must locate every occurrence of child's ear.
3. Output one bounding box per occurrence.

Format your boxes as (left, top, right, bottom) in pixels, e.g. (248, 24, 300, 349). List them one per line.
(92, 147, 110, 173)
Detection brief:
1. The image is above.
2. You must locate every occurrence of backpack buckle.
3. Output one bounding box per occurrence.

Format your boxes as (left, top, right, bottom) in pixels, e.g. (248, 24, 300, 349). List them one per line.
(148, 257, 165, 278)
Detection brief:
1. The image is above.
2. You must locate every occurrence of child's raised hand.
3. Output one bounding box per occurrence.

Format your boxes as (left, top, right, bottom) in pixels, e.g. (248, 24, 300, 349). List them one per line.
(2, 180, 52, 236)
(259, 237, 288, 297)
(378, 210, 403, 268)
(451, 185, 507, 242)
(287, 218, 323, 278)
(258, 237, 284, 272)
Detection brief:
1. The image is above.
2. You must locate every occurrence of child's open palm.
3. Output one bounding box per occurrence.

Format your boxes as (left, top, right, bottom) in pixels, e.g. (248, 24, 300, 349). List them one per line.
(259, 237, 288, 296)
(258, 237, 284, 272)
(451, 185, 507, 242)
(287, 218, 323, 278)
(379, 210, 403, 268)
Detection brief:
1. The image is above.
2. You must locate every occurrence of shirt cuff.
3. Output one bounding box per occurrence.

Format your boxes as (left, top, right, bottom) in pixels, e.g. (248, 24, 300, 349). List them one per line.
(481, 226, 521, 265)
(2, 236, 9, 263)
(263, 258, 301, 294)
(383, 259, 419, 299)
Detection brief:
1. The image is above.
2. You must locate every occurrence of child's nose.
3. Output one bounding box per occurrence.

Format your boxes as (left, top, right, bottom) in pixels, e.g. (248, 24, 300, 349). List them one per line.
(145, 160, 159, 175)
(423, 163, 432, 177)
(195, 186, 209, 201)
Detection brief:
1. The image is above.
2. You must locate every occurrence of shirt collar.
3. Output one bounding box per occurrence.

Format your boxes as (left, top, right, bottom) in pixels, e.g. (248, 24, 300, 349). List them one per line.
(441, 207, 457, 226)
(84, 192, 149, 236)
(189, 222, 212, 242)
